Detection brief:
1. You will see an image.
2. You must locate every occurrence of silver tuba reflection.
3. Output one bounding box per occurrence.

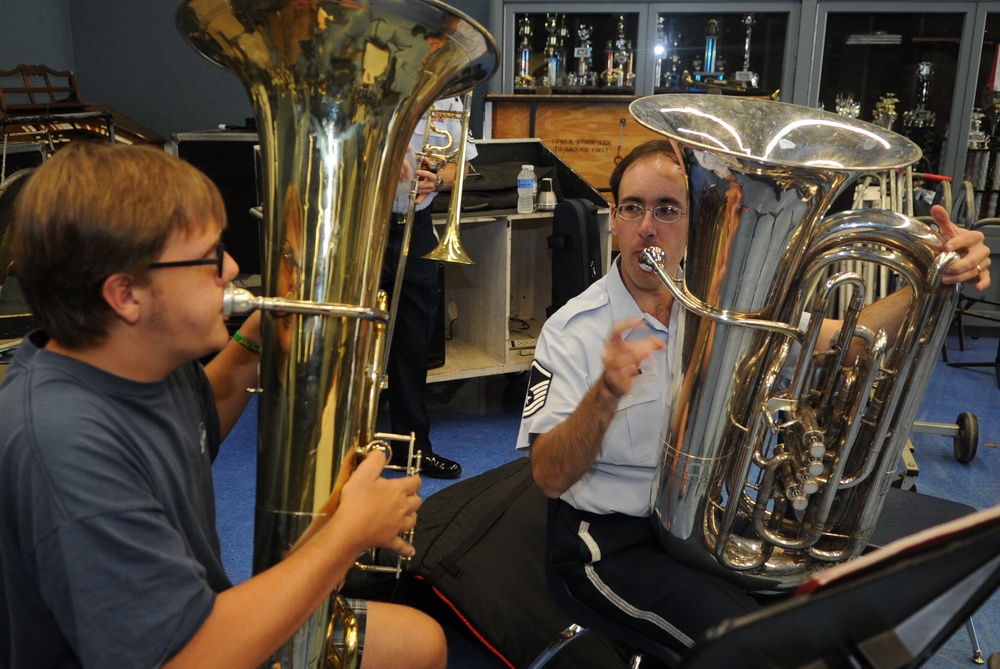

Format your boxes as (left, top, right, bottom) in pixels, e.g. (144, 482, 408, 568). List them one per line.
(630, 95, 960, 593)
(176, 0, 497, 666)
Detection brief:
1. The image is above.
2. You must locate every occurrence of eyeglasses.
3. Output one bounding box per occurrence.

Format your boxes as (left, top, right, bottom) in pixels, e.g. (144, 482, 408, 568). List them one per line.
(280, 240, 301, 274)
(147, 243, 225, 278)
(614, 203, 686, 224)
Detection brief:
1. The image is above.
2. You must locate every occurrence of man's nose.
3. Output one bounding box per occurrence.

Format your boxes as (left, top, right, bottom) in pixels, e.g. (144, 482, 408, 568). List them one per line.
(637, 209, 658, 235)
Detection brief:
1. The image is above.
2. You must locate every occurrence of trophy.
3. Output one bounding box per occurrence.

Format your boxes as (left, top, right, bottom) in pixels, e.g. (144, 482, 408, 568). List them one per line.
(969, 108, 988, 150)
(556, 14, 569, 86)
(902, 62, 937, 130)
(570, 23, 597, 87)
(835, 93, 861, 119)
(653, 17, 667, 88)
(873, 93, 900, 131)
(653, 16, 677, 89)
(602, 15, 634, 88)
(663, 29, 683, 89)
(542, 13, 561, 87)
(734, 14, 759, 88)
(694, 19, 723, 82)
(515, 16, 534, 88)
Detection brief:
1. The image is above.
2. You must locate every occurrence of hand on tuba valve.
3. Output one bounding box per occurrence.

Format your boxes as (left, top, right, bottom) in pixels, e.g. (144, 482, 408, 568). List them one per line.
(285, 447, 423, 564)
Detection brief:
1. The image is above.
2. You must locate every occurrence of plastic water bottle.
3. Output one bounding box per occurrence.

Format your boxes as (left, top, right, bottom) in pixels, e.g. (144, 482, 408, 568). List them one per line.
(517, 164, 536, 214)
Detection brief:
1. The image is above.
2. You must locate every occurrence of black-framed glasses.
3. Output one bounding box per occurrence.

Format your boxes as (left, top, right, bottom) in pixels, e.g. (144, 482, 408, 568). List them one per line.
(147, 242, 225, 278)
(614, 203, 686, 224)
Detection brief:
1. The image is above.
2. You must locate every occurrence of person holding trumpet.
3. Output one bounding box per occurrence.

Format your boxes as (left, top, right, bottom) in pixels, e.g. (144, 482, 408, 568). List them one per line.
(382, 95, 475, 479)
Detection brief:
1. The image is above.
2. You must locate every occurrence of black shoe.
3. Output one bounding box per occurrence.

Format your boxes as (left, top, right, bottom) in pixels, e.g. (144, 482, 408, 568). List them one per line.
(419, 453, 462, 479)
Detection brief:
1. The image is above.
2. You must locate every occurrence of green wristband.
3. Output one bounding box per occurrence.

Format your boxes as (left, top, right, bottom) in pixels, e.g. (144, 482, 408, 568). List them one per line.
(233, 330, 261, 354)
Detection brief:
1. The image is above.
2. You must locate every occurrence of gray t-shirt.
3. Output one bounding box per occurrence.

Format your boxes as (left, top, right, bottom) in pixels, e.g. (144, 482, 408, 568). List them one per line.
(0, 331, 229, 668)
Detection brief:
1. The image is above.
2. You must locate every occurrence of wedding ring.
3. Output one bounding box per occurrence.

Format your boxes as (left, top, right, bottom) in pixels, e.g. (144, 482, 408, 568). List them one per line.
(976, 263, 983, 276)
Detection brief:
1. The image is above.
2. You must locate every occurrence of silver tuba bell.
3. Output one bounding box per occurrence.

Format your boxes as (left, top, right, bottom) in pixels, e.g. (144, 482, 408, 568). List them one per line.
(631, 95, 960, 593)
(175, 0, 497, 666)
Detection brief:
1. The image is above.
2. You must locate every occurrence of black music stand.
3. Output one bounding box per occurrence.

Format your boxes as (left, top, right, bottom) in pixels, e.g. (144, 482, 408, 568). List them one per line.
(677, 504, 1000, 669)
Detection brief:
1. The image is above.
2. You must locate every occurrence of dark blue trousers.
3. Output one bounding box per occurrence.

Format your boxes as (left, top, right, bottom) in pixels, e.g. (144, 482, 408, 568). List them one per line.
(547, 498, 768, 656)
(380, 207, 440, 455)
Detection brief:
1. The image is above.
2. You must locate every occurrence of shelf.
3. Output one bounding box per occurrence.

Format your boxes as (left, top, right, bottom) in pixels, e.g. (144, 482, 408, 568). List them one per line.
(428, 337, 513, 384)
(422, 139, 610, 384)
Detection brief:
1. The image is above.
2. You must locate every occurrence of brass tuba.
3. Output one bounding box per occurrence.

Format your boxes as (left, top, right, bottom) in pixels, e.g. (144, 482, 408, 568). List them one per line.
(176, 0, 497, 666)
(631, 95, 960, 593)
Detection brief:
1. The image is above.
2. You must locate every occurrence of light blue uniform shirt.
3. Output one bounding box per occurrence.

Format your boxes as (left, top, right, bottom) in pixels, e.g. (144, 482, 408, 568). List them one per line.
(517, 258, 810, 516)
(516, 258, 683, 516)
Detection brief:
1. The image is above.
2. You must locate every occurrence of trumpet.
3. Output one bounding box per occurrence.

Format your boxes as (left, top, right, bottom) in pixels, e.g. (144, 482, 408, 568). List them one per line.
(421, 91, 476, 265)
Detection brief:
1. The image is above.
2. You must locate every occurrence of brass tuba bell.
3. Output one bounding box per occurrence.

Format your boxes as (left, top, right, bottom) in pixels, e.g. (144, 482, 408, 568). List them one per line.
(176, 0, 498, 666)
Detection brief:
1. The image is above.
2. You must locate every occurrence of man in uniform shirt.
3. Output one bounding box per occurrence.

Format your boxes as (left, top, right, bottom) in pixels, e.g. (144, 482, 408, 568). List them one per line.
(516, 139, 992, 657)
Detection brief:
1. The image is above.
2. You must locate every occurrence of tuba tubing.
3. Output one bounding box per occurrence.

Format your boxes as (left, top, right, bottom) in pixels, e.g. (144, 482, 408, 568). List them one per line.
(631, 95, 960, 592)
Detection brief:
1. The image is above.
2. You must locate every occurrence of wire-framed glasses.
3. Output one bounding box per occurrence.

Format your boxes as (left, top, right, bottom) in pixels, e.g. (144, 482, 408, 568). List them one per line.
(614, 203, 686, 224)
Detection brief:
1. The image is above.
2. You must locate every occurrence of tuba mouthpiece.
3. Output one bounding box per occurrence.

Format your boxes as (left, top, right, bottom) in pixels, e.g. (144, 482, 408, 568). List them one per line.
(639, 247, 665, 272)
(222, 284, 258, 318)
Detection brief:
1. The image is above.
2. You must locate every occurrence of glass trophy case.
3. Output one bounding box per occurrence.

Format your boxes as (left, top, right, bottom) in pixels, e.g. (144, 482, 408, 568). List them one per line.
(492, 2, 799, 98)
(815, 11, 965, 177)
(491, 0, 1000, 185)
(511, 11, 642, 94)
(794, 2, 990, 185)
(651, 11, 789, 97)
(967, 11, 1000, 219)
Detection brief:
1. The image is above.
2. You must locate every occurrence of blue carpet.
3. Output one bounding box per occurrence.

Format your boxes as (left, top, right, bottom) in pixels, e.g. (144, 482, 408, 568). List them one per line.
(213, 334, 1000, 668)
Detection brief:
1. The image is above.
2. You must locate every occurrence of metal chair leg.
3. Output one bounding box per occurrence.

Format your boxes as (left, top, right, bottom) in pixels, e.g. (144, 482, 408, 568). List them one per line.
(966, 617, 985, 664)
(527, 623, 656, 669)
(527, 623, 589, 669)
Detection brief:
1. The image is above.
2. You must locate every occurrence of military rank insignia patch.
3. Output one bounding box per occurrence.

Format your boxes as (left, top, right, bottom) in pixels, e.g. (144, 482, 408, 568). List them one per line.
(522, 359, 553, 418)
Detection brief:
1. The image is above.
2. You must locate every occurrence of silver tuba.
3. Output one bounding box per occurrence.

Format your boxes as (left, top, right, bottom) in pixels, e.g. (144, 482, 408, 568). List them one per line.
(176, 0, 497, 666)
(631, 95, 960, 593)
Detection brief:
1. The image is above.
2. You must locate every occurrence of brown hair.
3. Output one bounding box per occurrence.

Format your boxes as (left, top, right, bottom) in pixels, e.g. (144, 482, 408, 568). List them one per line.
(609, 140, 682, 204)
(12, 140, 226, 348)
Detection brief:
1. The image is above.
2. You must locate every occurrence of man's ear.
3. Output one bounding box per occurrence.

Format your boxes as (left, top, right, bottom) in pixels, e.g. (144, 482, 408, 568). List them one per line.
(101, 273, 142, 325)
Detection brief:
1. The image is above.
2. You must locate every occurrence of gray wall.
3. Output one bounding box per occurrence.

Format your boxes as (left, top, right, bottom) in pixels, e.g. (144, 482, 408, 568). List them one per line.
(1, 0, 492, 140)
(0, 0, 75, 71)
